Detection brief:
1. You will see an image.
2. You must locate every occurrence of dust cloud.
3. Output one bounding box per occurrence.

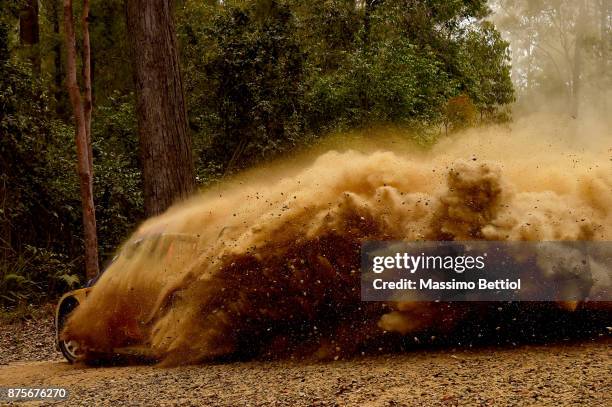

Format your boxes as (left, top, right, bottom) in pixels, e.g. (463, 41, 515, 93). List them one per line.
(62, 115, 611, 365)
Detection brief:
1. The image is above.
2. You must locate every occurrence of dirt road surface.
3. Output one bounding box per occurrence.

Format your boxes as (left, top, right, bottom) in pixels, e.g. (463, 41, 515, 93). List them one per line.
(0, 337, 610, 406)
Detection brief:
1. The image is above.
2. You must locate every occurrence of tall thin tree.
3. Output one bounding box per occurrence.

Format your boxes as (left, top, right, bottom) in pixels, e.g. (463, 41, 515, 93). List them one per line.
(82, 0, 93, 174)
(126, 0, 195, 216)
(63, 0, 99, 279)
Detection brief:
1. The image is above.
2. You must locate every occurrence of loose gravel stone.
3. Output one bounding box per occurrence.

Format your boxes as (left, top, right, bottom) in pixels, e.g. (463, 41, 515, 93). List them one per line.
(0, 313, 62, 365)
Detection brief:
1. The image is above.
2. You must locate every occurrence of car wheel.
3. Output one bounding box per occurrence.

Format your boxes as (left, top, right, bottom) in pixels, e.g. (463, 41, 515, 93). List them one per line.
(57, 299, 83, 363)
(59, 338, 82, 363)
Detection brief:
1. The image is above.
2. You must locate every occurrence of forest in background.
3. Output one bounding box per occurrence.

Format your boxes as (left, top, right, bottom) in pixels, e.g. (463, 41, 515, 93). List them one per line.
(0, 0, 608, 308)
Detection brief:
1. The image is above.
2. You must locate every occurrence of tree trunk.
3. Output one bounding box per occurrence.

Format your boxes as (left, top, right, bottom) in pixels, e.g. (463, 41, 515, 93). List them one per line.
(51, 0, 64, 113)
(63, 0, 99, 280)
(19, 0, 40, 73)
(82, 0, 94, 176)
(126, 0, 195, 216)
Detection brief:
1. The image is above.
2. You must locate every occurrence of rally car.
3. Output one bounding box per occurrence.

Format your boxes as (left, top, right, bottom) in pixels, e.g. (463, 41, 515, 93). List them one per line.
(55, 233, 199, 363)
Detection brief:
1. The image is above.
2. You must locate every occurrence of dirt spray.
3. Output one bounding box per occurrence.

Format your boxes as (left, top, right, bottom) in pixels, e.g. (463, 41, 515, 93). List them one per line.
(62, 115, 611, 365)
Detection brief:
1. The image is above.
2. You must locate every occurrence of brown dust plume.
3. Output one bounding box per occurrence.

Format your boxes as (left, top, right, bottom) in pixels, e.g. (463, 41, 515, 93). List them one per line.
(62, 118, 611, 365)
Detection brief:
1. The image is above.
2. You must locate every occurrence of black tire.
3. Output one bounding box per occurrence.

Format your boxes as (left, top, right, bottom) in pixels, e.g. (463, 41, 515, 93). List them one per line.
(58, 337, 82, 363)
(57, 299, 82, 363)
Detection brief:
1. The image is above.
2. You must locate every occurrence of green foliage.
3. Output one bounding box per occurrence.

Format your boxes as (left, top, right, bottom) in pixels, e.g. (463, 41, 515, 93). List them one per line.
(180, 0, 307, 179)
(88, 0, 133, 103)
(0, 21, 142, 306)
(0, 21, 81, 306)
(179, 0, 514, 177)
(305, 39, 454, 132)
(0, 22, 69, 255)
(92, 92, 143, 259)
(456, 22, 515, 115)
(0, 246, 80, 306)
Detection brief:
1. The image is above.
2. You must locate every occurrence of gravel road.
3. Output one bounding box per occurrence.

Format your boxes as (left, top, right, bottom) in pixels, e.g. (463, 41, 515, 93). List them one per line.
(0, 315, 62, 365)
(1, 315, 610, 406)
